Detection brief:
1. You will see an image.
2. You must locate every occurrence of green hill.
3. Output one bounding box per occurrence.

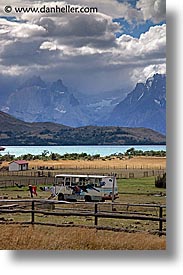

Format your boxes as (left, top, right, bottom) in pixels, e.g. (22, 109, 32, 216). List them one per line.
(0, 111, 165, 146)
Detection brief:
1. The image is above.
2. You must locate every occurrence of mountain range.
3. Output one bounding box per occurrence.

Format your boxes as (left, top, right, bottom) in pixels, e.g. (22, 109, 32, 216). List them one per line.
(0, 111, 165, 146)
(0, 73, 166, 134)
(1, 76, 88, 127)
(106, 74, 166, 134)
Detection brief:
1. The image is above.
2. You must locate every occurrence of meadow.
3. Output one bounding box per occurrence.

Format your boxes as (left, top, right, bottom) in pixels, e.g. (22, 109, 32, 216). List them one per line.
(0, 156, 166, 250)
(24, 156, 166, 170)
(0, 224, 166, 250)
(1, 155, 166, 170)
(0, 175, 166, 250)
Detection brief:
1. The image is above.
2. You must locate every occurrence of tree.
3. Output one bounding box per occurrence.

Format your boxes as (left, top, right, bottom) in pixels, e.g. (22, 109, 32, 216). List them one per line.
(125, 148, 135, 156)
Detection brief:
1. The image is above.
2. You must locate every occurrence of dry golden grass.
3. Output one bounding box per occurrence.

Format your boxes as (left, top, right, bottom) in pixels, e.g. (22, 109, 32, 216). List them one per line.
(0, 224, 166, 250)
(25, 157, 166, 169)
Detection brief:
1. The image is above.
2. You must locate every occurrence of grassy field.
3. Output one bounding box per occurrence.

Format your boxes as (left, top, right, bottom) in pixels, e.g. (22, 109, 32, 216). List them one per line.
(0, 156, 166, 186)
(0, 176, 166, 250)
(0, 157, 166, 249)
(0, 177, 166, 203)
(28, 156, 166, 169)
(0, 224, 166, 250)
(1, 156, 166, 170)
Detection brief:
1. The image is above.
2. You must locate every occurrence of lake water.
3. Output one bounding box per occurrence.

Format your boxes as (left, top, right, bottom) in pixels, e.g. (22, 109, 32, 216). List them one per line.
(0, 145, 166, 157)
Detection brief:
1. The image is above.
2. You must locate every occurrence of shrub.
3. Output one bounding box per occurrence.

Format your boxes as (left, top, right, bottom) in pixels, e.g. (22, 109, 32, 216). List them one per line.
(155, 173, 166, 188)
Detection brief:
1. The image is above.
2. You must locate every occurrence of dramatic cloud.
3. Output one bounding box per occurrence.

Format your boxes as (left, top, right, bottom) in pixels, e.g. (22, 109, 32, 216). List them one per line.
(3, 0, 141, 23)
(130, 63, 166, 84)
(137, 0, 166, 23)
(36, 13, 120, 48)
(0, 18, 46, 38)
(117, 24, 166, 58)
(0, 0, 166, 92)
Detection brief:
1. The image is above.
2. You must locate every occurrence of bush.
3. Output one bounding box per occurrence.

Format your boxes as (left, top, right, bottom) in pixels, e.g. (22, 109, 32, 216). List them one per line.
(0, 154, 15, 161)
(155, 173, 166, 188)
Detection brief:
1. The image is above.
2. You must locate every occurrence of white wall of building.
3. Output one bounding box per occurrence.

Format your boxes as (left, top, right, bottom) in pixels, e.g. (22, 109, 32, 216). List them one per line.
(9, 162, 28, 171)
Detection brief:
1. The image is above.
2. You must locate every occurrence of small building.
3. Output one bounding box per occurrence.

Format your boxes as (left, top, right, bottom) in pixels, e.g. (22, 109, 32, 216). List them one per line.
(9, 160, 29, 171)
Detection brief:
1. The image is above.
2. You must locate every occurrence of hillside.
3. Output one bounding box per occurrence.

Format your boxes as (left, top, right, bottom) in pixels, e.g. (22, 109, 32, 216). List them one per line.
(0, 111, 165, 146)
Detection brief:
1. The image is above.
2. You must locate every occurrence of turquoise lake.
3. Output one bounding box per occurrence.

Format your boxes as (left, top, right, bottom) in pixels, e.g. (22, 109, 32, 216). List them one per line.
(0, 145, 166, 157)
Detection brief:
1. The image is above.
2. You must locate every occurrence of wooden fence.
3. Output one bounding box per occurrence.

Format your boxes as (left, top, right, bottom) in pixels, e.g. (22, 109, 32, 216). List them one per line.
(32, 164, 166, 170)
(0, 199, 166, 236)
(0, 168, 166, 180)
(0, 177, 53, 188)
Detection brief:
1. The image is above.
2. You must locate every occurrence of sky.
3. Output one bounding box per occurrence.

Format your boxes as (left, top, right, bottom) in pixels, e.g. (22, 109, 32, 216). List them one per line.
(0, 0, 166, 94)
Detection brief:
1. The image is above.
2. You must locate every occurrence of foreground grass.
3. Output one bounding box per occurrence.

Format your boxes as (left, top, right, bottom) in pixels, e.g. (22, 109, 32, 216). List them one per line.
(0, 177, 166, 247)
(0, 224, 166, 250)
(0, 177, 166, 232)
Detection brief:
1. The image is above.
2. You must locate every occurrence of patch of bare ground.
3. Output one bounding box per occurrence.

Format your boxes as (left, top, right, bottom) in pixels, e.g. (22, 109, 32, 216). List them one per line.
(0, 224, 166, 250)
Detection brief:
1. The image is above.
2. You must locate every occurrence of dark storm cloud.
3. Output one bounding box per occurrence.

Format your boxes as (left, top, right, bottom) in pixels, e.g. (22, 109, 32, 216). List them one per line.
(37, 14, 120, 48)
(0, 0, 166, 93)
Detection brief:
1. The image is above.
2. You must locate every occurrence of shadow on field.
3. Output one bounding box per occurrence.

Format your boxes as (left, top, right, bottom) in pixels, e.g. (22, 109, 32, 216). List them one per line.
(8, 10, 178, 263)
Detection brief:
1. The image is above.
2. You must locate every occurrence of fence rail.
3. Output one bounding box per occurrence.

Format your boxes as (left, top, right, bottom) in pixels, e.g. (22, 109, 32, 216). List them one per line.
(0, 169, 166, 187)
(0, 199, 166, 235)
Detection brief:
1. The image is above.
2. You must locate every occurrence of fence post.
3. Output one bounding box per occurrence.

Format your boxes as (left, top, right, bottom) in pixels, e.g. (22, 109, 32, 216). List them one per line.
(94, 204, 98, 226)
(159, 206, 163, 235)
(31, 201, 35, 225)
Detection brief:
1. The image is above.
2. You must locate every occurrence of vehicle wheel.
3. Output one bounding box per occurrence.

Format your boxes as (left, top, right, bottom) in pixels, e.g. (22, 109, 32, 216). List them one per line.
(85, 195, 91, 202)
(58, 193, 64, 201)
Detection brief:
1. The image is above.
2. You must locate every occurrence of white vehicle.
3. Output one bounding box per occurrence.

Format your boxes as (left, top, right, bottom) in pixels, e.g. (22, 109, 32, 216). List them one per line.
(53, 174, 118, 202)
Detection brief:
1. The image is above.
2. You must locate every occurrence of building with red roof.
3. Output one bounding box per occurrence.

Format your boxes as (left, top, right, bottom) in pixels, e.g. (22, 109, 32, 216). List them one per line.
(9, 160, 29, 171)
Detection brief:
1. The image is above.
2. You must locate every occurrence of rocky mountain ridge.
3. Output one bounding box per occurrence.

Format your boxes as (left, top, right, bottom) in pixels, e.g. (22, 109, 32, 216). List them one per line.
(105, 74, 166, 134)
(0, 73, 166, 134)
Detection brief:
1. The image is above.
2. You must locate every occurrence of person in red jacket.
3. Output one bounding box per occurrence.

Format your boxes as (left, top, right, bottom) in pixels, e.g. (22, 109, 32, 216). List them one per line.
(29, 185, 37, 198)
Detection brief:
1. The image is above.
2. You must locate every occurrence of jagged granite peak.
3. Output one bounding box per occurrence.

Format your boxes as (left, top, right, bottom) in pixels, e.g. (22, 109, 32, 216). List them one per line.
(1, 73, 166, 133)
(19, 75, 46, 89)
(69, 94, 79, 107)
(50, 79, 68, 93)
(105, 73, 166, 134)
(146, 73, 165, 86)
(4, 76, 88, 127)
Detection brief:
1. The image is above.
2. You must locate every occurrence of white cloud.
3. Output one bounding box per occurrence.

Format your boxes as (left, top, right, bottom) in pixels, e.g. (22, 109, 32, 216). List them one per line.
(0, 64, 28, 76)
(0, 0, 166, 92)
(36, 13, 120, 48)
(0, 0, 166, 23)
(137, 0, 166, 23)
(0, 21, 166, 92)
(0, 0, 141, 23)
(40, 41, 57, 51)
(116, 24, 166, 62)
(130, 63, 166, 84)
(67, 0, 142, 22)
(0, 18, 46, 38)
